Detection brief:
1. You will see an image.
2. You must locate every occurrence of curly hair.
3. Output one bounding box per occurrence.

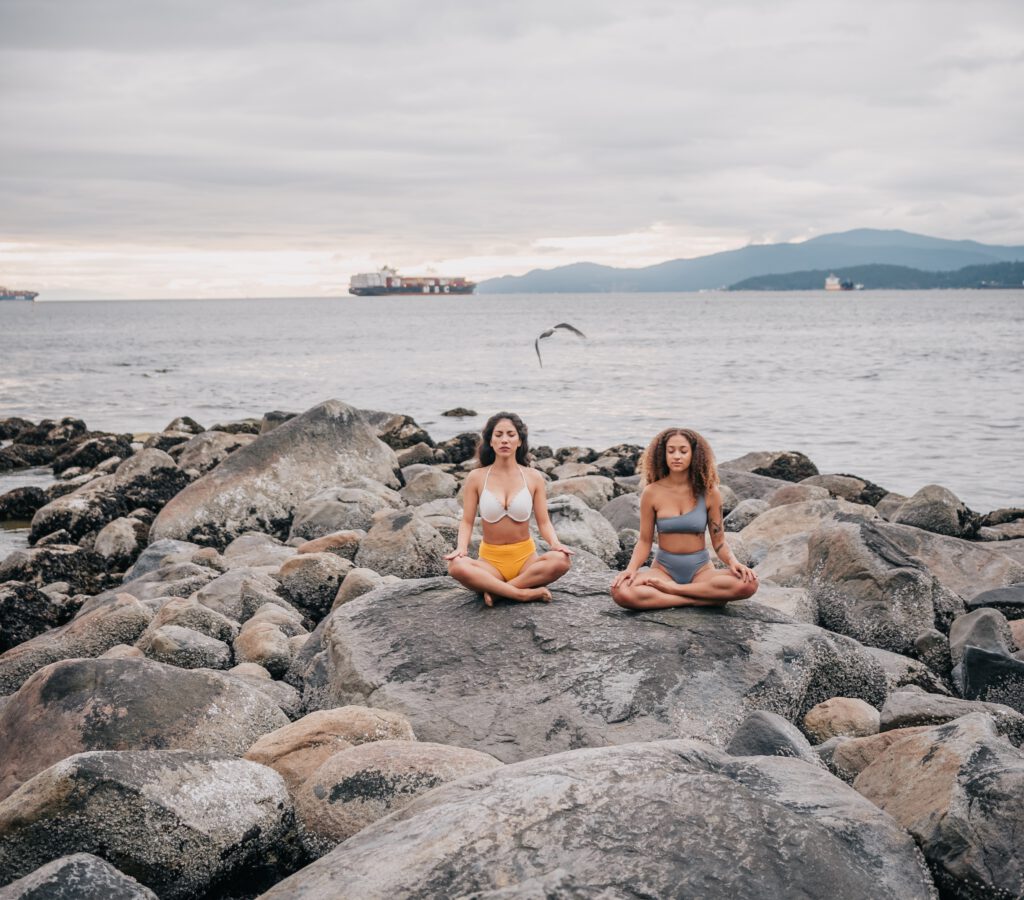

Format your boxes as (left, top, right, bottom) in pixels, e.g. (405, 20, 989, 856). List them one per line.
(477, 411, 530, 466)
(640, 427, 719, 494)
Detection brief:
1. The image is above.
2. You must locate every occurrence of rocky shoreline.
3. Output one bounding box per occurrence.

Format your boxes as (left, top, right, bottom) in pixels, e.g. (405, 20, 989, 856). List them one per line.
(1, 398, 1023, 898)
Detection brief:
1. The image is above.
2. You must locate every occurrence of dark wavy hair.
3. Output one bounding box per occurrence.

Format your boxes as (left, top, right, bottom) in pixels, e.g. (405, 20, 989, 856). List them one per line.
(640, 427, 718, 494)
(477, 411, 530, 466)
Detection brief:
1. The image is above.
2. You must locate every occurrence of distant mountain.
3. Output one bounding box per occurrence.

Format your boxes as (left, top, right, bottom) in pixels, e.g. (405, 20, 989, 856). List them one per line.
(729, 261, 1024, 291)
(478, 229, 1024, 293)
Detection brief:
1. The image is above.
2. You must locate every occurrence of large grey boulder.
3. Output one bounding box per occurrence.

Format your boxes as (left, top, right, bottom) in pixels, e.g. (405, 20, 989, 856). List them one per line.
(399, 469, 458, 506)
(136, 624, 232, 670)
(718, 467, 792, 502)
(855, 713, 1024, 899)
(948, 608, 1014, 666)
(353, 510, 449, 579)
(0, 853, 158, 899)
(599, 491, 641, 532)
(548, 475, 616, 510)
(809, 518, 963, 655)
(150, 400, 400, 547)
(0, 593, 153, 694)
(289, 480, 405, 541)
(892, 484, 979, 538)
(0, 656, 289, 801)
(739, 499, 880, 565)
(288, 572, 886, 762)
(0, 751, 295, 900)
(725, 710, 822, 768)
(721, 450, 819, 482)
(258, 740, 935, 900)
(545, 493, 620, 564)
(122, 538, 201, 581)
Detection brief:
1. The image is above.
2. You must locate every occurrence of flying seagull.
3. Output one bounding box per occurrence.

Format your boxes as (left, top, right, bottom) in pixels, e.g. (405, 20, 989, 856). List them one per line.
(535, 322, 586, 367)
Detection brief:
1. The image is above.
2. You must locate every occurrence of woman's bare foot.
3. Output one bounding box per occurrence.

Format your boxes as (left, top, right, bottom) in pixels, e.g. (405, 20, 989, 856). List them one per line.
(483, 591, 494, 607)
(518, 586, 552, 603)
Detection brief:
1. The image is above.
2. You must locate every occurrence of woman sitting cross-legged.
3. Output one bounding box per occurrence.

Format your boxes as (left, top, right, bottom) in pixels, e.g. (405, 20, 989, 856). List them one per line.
(446, 411, 573, 606)
(611, 427, 758, 609)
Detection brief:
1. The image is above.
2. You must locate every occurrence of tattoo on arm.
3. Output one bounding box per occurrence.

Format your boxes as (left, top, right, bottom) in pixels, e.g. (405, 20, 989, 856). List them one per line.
(710, 519, 723, 536)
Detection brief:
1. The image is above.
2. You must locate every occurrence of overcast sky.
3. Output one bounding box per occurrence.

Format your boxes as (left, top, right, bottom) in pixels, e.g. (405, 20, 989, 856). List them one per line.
(2, 0, 1022, 298)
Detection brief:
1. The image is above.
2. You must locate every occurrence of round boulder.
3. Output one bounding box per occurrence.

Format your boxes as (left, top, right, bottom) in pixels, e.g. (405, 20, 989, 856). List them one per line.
(803, 697, 880, 742)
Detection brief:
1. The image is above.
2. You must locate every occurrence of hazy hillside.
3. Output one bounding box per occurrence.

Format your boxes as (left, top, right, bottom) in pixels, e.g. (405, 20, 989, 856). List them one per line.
(478, 229, 1024, 293)
(729, 260, 1024, 291)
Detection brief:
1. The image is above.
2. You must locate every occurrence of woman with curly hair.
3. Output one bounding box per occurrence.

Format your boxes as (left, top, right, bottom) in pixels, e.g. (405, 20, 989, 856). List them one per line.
(610, 427, 757, 609)
(446, 411, 573, 606)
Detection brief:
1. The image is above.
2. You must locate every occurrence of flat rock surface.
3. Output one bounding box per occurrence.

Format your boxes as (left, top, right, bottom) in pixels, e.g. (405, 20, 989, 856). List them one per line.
(259, 740, 936, 900)
(290, 571, 887, 761)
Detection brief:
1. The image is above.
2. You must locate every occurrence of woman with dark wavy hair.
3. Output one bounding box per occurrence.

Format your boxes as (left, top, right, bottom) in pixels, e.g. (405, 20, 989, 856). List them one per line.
(446, 411, 572, 605)
(610, 427, 757, 609)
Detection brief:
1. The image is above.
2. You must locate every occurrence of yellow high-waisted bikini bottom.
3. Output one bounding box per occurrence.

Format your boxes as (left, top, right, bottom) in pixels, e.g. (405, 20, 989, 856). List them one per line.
(479, 538, 537, 581)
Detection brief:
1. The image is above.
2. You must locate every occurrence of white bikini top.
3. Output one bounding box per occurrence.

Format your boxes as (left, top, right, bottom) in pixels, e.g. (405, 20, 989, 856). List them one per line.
(478, 466, 532, 523)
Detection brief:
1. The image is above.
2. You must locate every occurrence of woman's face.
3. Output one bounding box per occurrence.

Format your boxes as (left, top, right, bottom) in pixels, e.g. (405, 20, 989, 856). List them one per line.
(665, 434, 693, 473)
(490, 419, 521, 457)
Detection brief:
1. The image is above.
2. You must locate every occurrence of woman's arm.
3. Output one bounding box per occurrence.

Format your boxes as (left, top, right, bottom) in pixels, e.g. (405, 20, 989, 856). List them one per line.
(707, 486, 756, 582)
(531, 470, 571, 555)
(612, 487, 654, 588)
(446, 471, 481, 560)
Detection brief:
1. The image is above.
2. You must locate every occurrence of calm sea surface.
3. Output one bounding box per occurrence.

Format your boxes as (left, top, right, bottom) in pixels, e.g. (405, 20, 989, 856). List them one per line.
(1, 291, 1022, 517)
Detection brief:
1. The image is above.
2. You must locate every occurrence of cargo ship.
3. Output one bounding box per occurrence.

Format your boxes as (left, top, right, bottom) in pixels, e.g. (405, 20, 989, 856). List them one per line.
(824, 273, 854, 291)
(348, 266, 475, 296)
(0, 286, 38, 301)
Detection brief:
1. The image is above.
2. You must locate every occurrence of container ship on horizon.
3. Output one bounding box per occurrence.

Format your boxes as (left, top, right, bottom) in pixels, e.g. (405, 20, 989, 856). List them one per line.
(0, 286, 38, 301)
(348, 266, 476, 296)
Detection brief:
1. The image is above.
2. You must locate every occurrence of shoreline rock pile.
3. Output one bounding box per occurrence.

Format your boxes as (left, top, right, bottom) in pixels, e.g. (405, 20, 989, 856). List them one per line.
(1, 399, 1024, 898)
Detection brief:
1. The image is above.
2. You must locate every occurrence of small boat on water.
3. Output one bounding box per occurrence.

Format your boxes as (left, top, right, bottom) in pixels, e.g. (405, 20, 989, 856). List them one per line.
(0, 287, 38, 301)
(349, 266, 476, 296)
(825, 273, 854, 291)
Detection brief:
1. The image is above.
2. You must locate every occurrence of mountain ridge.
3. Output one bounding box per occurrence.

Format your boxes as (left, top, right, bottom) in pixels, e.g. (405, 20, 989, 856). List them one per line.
(478, 229, 1024, 293)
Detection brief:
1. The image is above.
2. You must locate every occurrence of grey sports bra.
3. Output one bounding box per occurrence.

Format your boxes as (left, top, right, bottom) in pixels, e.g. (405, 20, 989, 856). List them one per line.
(656, 494, 707, 534)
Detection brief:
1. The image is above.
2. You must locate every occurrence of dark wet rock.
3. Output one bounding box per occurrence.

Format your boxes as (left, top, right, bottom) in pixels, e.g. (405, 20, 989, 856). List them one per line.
(137, 624, 233, 669)
(151, 400, 400, 547)
(441, 407, 476, 417)
(725, 710, 822, 767)
(0, 656, 289, 801)
(967, 582, 1024, 619)
(142, 430, 194, 453)
(394, 441, 435, 467)
(0, 593, 153, 694)
(0, 544, 106, 595)
(30, 449, 189, 545)
(0, 486, 47, 521)
(51, 434, 133, 476)
(209, 417, 261, 435)
(855, 713, 1024, 900)
(359, 410, 434, 450)
(296, 740, 502, 856)
(174, 430, 256, 474)
(34, 530, 75, 547)
(724, 450, 819, 483)
(14, 418, 88, 447)
(892, 484, 981, 539)
(0, 581, 77, 652)
(260, 410, 297, 433)
(949, 608, 1014, 666)
(960, 645, 1024, 713)
(289, 572, 886, 761)
(0, 852, 159, 899)
(0, 751, 296, 900)
(353, 510, 449, 579)
(810, 518, 964, 654)
(879, 688, 1024, 745)
(260, 740, 935, 900)
(164, 415, 204, 434)
(0, 416, 33, 440)
(434, 431, 478, 464)
(0, 444, 56, 471)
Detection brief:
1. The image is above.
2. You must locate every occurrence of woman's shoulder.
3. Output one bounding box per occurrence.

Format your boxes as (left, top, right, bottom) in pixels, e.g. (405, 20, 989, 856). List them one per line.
(464, 467, 486, 487)
(523, 465, 546, 486)
(704, 484, 722, 503)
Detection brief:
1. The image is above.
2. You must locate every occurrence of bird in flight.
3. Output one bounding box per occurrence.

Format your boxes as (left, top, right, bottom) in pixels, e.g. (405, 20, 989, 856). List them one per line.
(535, 323, 586, 367)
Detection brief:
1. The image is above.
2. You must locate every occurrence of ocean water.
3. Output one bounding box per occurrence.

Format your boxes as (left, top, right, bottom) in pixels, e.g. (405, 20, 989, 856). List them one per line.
(1, 291, 1022, 518)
